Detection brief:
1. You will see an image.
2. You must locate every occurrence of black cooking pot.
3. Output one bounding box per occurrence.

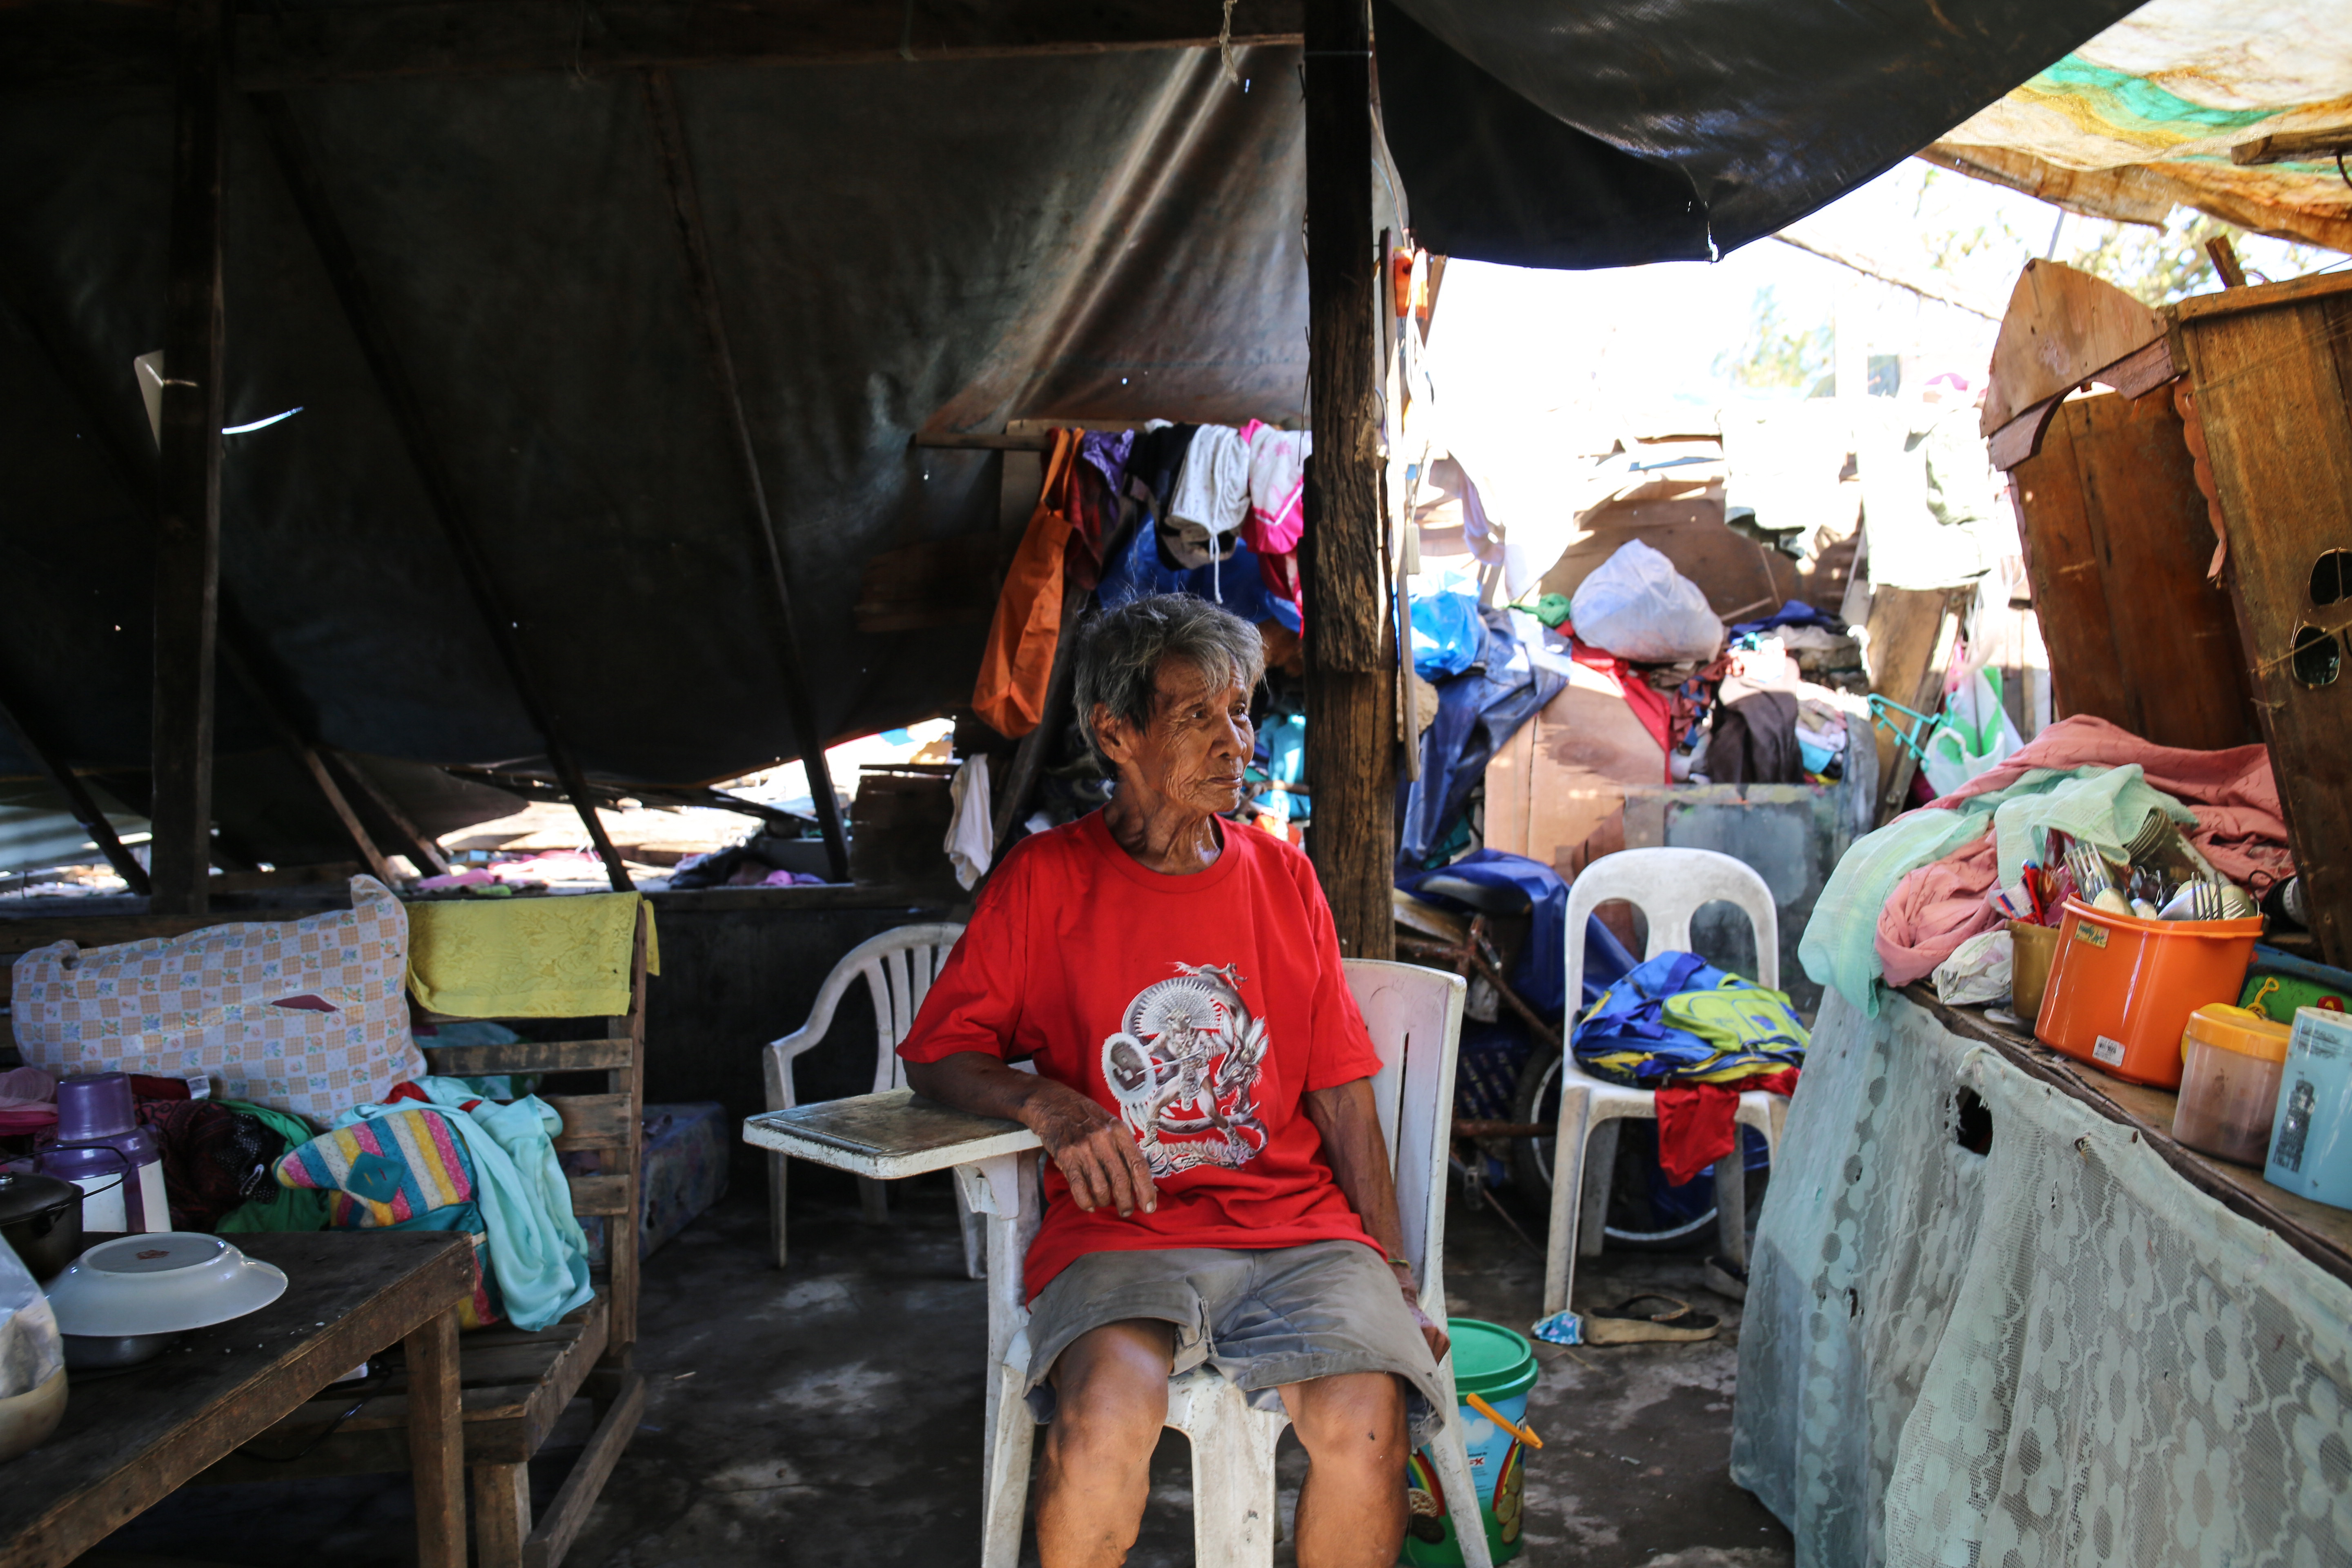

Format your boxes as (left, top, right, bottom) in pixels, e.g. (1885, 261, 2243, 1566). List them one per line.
(0, 1169, 84, 1281)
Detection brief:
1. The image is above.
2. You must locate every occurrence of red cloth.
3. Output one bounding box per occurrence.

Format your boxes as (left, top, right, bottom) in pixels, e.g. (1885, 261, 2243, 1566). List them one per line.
(1653, 1069, 1798, 1185)
(898, 812, 1386, 1299)
(1875, 715, 2295, 989)
(1564, 636, 1676, 778)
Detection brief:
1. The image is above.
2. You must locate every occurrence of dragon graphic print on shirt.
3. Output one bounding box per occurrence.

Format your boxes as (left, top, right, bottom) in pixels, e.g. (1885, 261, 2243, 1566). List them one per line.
(1100, 961, 1271, 1176)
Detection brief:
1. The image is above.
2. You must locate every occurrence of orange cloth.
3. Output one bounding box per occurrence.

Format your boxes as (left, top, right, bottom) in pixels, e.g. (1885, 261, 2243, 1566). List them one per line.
(973, 428, 1078, 739)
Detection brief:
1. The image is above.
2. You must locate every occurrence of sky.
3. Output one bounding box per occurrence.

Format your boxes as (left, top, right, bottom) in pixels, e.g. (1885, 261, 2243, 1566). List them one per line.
(1423, 157, 2339, 445)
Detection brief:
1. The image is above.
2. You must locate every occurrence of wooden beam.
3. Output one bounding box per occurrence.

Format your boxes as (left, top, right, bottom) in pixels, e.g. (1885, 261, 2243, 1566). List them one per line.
(320, 749, 452, 875)
(0, 0, 1304, 91)
(0, 679, 153, 896)
(215, 640, 399, 884)
(2230, 125, 2352, 167)
(1300, 0, 1392, 961)
(639, 67, 850, 883)
(249, 90, 633, 891)
(149, 0, 229, 917)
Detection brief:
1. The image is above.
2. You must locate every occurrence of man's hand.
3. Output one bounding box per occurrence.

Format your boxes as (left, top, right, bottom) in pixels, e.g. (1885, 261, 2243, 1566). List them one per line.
(1391, 1261, 1450, 1362)
(1022, 1081, 1159, 1218)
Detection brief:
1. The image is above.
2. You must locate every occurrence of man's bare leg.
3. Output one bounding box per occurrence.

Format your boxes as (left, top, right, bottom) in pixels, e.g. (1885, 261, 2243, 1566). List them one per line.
(1280, 1372, 1410, 1568)
(1036, 1320, 1178, 1567)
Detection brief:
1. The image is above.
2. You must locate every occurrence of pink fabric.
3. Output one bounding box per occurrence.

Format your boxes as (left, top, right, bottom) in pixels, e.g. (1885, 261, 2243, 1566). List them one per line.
(1875, 716, 2294, 988)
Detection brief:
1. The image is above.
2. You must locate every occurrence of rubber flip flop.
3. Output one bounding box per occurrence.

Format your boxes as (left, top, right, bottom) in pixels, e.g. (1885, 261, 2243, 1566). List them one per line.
(1579, 1294, 1720, 1345)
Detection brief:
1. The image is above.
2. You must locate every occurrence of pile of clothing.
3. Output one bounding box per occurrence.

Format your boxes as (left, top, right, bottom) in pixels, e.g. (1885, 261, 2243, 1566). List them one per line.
(1802, 715, 2298, 1013)
(1572, 952, 1808, 1184)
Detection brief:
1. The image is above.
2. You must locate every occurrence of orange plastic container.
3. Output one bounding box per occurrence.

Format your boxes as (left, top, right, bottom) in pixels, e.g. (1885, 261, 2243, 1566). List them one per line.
(2033, 899, 2263, 1087)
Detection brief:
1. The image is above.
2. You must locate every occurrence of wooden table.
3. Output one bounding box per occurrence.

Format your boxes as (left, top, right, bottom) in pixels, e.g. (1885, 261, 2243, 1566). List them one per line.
(2, 1230, 474, 1568)
(1907, 983, 2352, 1284)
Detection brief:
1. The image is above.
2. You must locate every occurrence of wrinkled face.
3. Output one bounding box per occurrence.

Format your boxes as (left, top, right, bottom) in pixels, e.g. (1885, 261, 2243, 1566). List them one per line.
(1096, 657, 1254, 818)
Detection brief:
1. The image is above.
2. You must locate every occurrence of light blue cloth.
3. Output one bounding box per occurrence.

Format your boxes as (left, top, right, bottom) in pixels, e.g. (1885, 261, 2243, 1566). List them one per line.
(334, 1078, 595, 1332)
(1800, 764, 2196, 1016)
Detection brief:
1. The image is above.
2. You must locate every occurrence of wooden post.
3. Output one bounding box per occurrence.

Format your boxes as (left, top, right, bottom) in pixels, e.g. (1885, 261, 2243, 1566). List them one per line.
(640, 68, 851, 884)
(1301, 0, 1394, 960)
(252, 91, 631, 890)
(148, 0, 228, 915)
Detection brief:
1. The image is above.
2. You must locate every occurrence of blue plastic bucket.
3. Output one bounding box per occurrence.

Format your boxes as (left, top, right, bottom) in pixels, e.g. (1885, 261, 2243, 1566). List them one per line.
(1402, 1319, 1539, 1565)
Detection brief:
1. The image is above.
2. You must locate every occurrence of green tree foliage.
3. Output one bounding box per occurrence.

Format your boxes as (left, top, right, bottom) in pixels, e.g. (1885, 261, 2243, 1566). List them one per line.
(1714, 286, 1833, 392)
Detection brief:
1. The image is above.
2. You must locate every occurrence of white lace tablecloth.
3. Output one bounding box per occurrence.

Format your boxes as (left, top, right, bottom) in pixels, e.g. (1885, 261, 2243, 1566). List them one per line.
(1733, 989, 2352, 1567)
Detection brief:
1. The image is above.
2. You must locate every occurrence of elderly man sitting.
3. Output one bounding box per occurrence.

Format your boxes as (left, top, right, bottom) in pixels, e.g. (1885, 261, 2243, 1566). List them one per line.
(900, 593, 1446, 1568)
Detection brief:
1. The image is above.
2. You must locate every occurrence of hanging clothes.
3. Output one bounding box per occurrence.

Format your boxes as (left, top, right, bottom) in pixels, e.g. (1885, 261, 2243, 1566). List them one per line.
(944, 755, 993, 891)
(1399, 607, 1563, 866)
(1240, 420, 1309, 624)
(973, 428, 1080, 739)
(1096, 483, 1301, 632)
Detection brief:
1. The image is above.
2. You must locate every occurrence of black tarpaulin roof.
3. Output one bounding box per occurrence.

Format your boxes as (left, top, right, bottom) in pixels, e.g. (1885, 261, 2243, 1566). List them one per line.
(0, 0, 2141, 836)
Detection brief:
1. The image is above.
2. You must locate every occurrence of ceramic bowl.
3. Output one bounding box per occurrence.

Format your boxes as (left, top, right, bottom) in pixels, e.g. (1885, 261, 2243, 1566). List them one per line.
(43, 1232, 287, 1338)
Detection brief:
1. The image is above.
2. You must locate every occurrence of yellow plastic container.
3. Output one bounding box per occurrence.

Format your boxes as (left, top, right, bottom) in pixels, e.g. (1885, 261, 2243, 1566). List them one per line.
(2174, 1004, 2291, 1165)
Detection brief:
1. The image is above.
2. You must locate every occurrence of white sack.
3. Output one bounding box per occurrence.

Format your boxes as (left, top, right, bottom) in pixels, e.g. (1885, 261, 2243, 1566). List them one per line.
(1568, 539, 1724, 662)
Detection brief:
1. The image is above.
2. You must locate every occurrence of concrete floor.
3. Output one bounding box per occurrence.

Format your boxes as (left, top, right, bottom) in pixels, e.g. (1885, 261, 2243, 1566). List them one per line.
(95, 1171, 1793, 1567)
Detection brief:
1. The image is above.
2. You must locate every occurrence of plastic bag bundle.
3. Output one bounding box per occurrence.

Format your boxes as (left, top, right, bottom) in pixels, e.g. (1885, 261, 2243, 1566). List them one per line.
(1567, 540, 1724, 662)
(0, 1233, 61, 1404)
(1920, 669, 2023, 797)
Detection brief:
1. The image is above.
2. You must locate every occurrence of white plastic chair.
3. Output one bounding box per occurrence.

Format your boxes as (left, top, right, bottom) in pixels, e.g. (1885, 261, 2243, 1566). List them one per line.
(762, 922, 977, 1274)
(956, 959, 1495, 1568)
(1541, 849, 1793, 1319)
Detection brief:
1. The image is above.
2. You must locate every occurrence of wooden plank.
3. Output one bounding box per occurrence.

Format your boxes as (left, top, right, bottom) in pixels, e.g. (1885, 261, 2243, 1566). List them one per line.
(0, 676, 153, 895)
(2169, 267, 2352, 326)
(2012, 391, 2256, 749)
(217, 639, 399, 885)
(1302, 0, 1394, 962)
(2174, 286, 2352, 966)
(544, 1091, 635, 1149)
(0, 0, 1305, 89)
(474, 1463, 534, 1568)
(2231, 124, 2352, 167)
(566, 1173, 633, 1214)
(149, 0, 229, 918)
(404, 1307, 466, 1568)
(1860, 584, 1955, 812)
(249, 91, 631, 893)
(606, 905, 648, 1354)
(421, 1036, 634, 1075)
(640, 67, 849, 883)
(322, 747, 453, 875)
(916, 432, 1055, 451)
(0, 1232, 471, 1568)
(521, 1372, 646, 1568)
(1981, 260, 2166, 437)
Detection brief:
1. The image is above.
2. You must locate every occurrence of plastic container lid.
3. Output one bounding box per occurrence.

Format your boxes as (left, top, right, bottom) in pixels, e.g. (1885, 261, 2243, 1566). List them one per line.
(2182, 1003, 2292, 1064)
(1446, 1318, 1539, 1400)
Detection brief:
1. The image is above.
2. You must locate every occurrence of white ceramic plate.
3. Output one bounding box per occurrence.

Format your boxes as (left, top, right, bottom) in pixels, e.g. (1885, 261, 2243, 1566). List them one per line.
(43, 1232, 288, 1337)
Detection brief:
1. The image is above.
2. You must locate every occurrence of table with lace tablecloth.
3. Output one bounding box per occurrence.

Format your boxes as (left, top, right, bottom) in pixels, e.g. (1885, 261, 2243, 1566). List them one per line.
(1732, 985, 2352, 1568)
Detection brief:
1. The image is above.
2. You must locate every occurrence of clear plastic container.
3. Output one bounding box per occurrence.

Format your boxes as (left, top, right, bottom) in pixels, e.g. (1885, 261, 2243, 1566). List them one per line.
(2174, 1003, 2290, 1165)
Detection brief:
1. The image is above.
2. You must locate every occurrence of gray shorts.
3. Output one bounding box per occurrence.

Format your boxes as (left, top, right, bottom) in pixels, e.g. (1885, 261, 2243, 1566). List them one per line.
(1022, 1239, 1447, 1448)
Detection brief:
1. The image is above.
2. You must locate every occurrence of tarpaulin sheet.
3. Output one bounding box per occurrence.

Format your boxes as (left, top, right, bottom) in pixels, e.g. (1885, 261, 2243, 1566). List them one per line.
(1375, 0, 2149, 267)
(1930, 0, 2352, 252)
(0, 45, 1312, 790)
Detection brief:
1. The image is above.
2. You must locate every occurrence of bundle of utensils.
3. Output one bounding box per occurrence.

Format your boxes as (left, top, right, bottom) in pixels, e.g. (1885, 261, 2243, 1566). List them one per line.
(2043, 812, 2256, 924)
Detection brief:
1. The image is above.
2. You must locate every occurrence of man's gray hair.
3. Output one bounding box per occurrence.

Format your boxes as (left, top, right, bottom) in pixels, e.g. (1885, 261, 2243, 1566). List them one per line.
(1073, 594, 1267, 768)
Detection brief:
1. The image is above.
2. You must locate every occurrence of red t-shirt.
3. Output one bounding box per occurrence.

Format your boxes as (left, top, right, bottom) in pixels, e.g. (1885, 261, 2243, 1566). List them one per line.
(897, 811, 1384, 1298)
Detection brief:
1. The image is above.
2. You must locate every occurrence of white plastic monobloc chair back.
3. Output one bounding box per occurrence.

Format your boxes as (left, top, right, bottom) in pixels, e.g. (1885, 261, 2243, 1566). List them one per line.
(1563, 847, 1778, 1017)
(765, 923, 967, 1107)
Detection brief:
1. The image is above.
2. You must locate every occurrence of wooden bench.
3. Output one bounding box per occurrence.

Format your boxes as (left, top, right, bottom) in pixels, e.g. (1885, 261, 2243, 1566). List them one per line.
(0, 898, 652, 1568)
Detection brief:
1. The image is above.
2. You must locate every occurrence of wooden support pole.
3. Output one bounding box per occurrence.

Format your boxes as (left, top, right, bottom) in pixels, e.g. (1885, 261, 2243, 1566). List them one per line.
(1301, 0, 1394, 960)
(148, 0, 229, 915)
(639, 67, 850, 883)
(0, 680, 153, 896)
(320, 749, 452, 875)
(216, 640, 399, 884)
(251, 90, 632, 890)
